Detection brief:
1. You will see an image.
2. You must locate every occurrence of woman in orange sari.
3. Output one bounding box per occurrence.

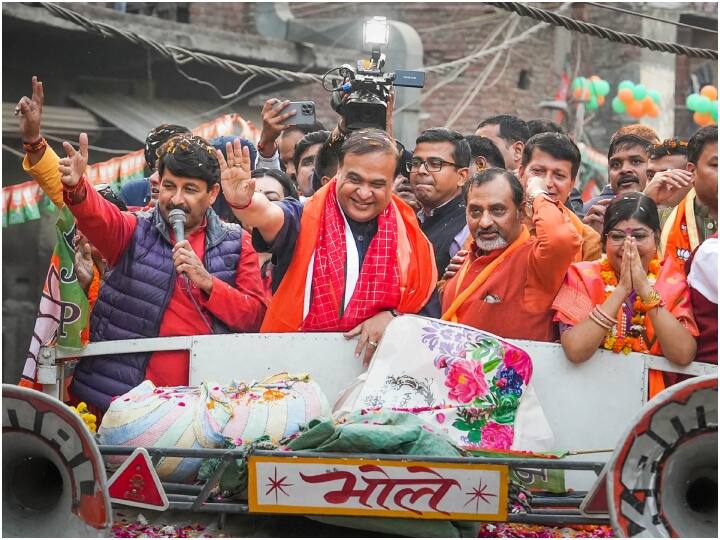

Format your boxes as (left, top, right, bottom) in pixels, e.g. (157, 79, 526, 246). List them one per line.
(553, 193, 698, 398)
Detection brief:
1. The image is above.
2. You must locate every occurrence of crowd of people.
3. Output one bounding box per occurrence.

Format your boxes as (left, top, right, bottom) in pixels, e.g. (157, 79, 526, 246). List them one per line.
(15, 75, 718, 419)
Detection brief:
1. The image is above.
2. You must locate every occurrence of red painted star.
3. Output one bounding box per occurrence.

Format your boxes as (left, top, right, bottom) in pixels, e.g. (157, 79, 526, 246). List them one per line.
(265, 467, 293, 503)
(464, 479, 497, 513)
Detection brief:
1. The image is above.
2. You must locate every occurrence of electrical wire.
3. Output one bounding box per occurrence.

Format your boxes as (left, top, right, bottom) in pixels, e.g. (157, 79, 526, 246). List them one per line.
(444, 16, 517, 123)
(420, 3, 572, 75)
(587, 2, 718, 35)
(446, 17, 521, 127)
(43, 133, 136, 155)
(39, 2, 327, 87)
(487, 2, 718, 60)
(394, 13, 525, 116)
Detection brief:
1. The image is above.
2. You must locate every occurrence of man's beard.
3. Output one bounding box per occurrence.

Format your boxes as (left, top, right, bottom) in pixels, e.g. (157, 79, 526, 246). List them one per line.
(475, 231, 509, 252)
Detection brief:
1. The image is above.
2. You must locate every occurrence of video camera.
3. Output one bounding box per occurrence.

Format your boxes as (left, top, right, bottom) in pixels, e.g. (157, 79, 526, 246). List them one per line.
(326, 17, 425, 131)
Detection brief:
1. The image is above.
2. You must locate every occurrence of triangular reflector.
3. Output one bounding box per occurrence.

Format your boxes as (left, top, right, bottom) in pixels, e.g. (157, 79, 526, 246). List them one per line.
(580, 466, 608, 515)
(107, 448, 169, 511)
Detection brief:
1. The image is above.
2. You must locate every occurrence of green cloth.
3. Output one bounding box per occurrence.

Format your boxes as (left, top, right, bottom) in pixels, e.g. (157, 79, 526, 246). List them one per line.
(284, 411, 477, 538)
(286, 411, 464, 457)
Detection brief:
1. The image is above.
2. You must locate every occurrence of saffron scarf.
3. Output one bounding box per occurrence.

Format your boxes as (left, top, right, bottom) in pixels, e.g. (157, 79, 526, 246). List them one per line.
(552, 258, 698, 398)
(261, 179, 437, 332)
(660, 189, 700, 271)
(441, 226, 531, 323)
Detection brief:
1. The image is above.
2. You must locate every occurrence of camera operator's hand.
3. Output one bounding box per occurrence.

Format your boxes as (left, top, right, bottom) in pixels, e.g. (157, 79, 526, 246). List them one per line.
(257, 99, 296, 158)
(217, 138, 255, 209)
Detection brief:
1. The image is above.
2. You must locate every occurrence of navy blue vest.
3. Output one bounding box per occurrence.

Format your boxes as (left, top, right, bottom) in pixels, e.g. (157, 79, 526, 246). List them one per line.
(70, 208, 243, 411)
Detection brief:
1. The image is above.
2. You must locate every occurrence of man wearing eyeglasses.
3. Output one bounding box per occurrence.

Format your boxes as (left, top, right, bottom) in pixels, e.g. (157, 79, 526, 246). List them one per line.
(409, 128, 471, 277)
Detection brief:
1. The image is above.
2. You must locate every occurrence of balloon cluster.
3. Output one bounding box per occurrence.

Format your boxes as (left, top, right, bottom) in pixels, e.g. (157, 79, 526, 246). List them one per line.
(571, 76, 611, 111)
(686, 85, 718, 126)
(611, 81, 660, 118)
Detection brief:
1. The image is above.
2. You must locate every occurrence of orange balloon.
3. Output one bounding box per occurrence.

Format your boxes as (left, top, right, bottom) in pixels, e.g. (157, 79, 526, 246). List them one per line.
(618, 88, 634, 104)
(573, 87, 582, 99)
(693, 112, 712, 125)
(647, 102, 659, 118)
(598, 95, 605, 106)
(642, 96, 655, 114)
(590, 75, 601, 81)
(582, 88, 591, 101)
(700, 85, 718, 101)
(627, 100, 645, 118)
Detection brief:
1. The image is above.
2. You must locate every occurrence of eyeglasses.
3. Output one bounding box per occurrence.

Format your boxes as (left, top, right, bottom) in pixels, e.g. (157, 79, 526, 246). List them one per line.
(407, 158, 459, 173)
(606, 230, 654, 245)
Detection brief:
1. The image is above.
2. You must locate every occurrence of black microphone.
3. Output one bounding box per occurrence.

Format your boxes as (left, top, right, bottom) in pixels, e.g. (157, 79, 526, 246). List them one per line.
(168, 209, 186, 244)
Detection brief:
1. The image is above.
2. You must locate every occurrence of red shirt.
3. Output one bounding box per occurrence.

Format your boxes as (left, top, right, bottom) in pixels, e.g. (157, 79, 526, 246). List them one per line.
(65, 179, 268, 386)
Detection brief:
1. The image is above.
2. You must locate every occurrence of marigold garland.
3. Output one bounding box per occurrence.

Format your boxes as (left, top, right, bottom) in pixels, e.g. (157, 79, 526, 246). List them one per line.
(599, 257, 660, 355)
(71, 401, 97, 433)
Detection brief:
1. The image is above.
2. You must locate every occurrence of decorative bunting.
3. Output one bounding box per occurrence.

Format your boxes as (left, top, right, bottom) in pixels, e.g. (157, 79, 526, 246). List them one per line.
(3, 114, 259, 227)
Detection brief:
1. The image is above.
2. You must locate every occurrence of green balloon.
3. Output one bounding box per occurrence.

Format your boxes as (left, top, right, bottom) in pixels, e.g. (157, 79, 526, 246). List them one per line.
(572, 77, 583, 91)
(612, 96, 627, 114)
(587, 95, 599, 110)
(596, 80, 611, 97)
(686, 93, 701, 111)
(711, 101, 718, 123)
(633, 84, 647, 100)
(618, 80, 634, 91)
(649, 90, 661, 105)
(696, 95, 712, 114)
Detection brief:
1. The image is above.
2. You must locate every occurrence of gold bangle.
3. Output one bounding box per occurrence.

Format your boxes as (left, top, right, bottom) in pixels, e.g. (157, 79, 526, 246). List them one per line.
(594, 305, 618, 325)
(589, 310, 613, 330)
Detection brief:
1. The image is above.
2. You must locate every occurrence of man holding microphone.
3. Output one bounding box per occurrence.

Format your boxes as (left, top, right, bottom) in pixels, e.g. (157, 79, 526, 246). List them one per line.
(58, 133, 267, 413)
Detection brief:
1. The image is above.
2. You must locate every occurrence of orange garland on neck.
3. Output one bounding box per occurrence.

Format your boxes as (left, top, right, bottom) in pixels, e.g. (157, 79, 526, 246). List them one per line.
(599, 256, 661, 355)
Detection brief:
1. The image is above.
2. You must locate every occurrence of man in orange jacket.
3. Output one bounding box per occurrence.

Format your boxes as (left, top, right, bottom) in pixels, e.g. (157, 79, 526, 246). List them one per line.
(218, 129, 438, 366)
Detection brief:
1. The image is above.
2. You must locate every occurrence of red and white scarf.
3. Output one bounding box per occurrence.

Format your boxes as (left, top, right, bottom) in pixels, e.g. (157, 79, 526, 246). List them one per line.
(302, 186, 400, 331)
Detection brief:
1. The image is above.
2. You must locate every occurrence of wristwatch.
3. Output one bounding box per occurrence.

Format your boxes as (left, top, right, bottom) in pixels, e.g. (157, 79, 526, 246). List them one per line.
(525, 189, 548, 211)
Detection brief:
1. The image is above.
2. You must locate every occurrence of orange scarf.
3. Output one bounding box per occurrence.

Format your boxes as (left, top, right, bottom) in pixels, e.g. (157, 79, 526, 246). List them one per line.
(441, 226, 531, 322)
(261, 180, 437, 332)
(660, 189, 699, 272)
(553, 257, 698, 398)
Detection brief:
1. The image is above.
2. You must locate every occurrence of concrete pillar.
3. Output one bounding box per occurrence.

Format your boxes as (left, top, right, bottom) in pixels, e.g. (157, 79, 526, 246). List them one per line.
(639, 13, 678, 138)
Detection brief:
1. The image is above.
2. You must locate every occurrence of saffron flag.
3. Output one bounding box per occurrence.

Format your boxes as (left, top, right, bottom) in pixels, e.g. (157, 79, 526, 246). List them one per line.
(20, 206, 89, 389)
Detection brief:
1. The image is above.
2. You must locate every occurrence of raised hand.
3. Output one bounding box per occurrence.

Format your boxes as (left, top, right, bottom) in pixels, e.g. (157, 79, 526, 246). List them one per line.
(257, 99, 296, 157)
(582, 198, 611, 235)
(58, 133, 89, 187)
(526, 175, 548, 195)
(217, 138, 255, 210)
(16, 75, 44, 143)
(74, 233, 95, 293)
(643, 169, 694, 207)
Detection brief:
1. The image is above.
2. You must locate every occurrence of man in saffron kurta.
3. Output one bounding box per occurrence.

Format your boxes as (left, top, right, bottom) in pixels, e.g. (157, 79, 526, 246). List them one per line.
(218, 129, 437, 365)
(441, 169, 581, 341)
